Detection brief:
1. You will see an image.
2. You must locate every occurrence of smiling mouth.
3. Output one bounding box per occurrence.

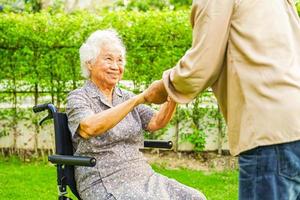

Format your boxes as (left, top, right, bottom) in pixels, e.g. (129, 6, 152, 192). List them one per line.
(107, 73, 119, 78)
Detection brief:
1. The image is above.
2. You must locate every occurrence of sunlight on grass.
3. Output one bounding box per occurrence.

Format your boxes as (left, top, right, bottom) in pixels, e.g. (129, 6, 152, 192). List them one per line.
(0, 157, 238, 200)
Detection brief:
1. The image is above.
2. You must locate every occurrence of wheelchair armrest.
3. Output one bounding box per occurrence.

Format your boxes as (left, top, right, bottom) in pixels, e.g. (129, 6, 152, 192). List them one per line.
(144, 140, 173, 149)
(48, 155, 96, 167)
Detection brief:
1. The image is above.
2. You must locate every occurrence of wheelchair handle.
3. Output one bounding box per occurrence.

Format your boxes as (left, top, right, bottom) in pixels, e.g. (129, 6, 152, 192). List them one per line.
(33, 103, 57, 114)
(33, 103, 57, 125)
(48, 155, 96, 167)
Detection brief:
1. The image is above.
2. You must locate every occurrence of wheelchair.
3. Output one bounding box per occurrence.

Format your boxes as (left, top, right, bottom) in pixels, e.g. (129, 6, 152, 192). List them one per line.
(33, 103, 173, 200)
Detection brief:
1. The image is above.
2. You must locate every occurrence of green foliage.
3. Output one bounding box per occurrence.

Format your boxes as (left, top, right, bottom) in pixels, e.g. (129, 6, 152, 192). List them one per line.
(0, 10, 191, 87)
(25, 0, 43, 12)
(144, 123, 171, 140)
(181, 127, 206, 152)
(115, 0, 172, 11)
(103, 0, 192, 12)
(175, 93, 220, 152)
(0, 0, 64, 13)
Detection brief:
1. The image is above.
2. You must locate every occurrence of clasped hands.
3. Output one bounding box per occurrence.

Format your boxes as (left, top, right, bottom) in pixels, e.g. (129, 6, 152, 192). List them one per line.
(142, 80, 170, 104)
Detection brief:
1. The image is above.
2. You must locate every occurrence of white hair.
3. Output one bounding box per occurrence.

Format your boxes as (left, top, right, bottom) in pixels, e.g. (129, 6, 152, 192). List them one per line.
(79, 29, 126, 79)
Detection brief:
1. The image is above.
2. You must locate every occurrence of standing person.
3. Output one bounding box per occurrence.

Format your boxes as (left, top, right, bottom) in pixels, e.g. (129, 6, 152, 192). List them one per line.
(66, 29, 206, 200)
(144, 0, 300, 199)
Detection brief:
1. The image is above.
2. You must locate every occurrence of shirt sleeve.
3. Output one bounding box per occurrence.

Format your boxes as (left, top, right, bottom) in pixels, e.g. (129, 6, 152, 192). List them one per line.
(162, 0, 234, 103)
(136, 104, 155, 131)
(66, 91, 95, 138)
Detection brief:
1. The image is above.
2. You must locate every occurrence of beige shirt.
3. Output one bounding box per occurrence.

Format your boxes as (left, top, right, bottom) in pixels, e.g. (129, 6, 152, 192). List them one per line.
(163, 0, 300, 156)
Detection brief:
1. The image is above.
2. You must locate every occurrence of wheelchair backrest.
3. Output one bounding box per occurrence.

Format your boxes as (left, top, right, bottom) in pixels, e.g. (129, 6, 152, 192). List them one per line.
(52, 112, 81, 199)
(53, 112, 74, 155)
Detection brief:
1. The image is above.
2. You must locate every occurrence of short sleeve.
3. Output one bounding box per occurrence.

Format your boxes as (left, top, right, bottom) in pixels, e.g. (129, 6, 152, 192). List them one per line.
(66, 90, 95, 138)
(136, 104, 155, 131)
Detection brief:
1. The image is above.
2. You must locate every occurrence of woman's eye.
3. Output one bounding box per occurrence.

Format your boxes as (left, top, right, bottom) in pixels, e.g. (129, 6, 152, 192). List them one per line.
(106, 57, 112, 61)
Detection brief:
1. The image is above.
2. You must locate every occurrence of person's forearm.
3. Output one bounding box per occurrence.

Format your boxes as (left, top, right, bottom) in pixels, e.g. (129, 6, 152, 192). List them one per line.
(79, 94, 145, 139)
(147, 98, 176, 132)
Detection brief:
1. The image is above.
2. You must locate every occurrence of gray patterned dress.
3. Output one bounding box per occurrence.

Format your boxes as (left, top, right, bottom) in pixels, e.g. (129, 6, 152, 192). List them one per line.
(66, 80, 206, 200)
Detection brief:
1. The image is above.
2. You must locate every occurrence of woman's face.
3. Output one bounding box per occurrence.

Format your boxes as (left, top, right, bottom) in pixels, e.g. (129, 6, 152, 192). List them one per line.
(89, 43, 124, 88)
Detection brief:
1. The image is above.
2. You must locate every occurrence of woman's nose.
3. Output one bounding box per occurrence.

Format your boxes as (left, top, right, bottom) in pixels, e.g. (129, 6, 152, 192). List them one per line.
(110, 62, 119, 70)
(111, 62, 118, 69)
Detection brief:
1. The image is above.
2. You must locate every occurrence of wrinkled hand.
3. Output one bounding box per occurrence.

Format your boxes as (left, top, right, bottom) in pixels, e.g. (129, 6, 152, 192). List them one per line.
(143, 80, 168, 104)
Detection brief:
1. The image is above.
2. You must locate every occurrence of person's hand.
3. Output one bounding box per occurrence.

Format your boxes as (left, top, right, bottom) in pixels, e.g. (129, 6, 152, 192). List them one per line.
(143, 80, 168, 104)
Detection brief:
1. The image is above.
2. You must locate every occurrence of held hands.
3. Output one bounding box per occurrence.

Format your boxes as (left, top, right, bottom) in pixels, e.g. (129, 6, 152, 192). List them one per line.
(143, 80, 168, 104)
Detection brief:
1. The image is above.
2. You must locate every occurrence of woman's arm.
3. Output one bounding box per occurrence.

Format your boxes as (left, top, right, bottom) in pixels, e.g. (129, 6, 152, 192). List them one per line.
(79, 93, 145, 139)
(146, 97, 177, 132)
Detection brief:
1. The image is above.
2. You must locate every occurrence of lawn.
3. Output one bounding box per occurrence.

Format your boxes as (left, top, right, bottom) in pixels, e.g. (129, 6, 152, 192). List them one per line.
(0, 157, 238, 200)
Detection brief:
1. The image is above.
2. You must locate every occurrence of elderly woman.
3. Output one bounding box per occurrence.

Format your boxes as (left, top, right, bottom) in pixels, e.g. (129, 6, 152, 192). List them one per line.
(66, 29, 206, 200)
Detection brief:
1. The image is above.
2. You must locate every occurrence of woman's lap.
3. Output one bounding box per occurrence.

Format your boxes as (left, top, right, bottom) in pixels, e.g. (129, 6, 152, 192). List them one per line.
(79, 172, 206, 200)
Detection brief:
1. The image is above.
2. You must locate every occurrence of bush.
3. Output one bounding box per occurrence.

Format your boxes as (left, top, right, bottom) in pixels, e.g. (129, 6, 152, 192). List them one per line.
(0, 10, 191, 92)
(111, 0, 192, 11)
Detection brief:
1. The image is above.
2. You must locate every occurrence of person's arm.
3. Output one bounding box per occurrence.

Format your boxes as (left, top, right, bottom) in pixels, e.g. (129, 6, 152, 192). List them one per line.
(79, 93, 145, 139)
(146, 97, 176, 132)
(161, 0, 235, 103)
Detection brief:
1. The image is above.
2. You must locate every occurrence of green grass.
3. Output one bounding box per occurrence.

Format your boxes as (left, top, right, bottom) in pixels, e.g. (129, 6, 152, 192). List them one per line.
(152, 165, 238, 200)
(0, 157, 238, 200)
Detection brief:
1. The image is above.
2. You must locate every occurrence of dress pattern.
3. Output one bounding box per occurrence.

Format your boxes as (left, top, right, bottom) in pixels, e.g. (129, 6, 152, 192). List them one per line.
(66, 80, 206, 200)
